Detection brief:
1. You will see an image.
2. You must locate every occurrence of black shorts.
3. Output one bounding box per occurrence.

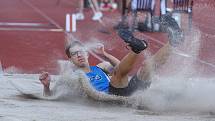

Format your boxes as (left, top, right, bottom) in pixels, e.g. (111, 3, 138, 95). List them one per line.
(108, 75, 151, 96)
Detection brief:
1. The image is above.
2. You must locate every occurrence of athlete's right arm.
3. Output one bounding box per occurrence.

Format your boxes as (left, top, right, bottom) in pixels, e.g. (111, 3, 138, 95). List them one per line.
(39, 72, 52, 96)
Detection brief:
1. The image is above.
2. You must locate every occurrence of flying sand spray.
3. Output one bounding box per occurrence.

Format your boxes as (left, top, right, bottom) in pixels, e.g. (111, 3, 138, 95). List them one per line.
(50, 3, 215, 113)
(0, 61, 3, 76)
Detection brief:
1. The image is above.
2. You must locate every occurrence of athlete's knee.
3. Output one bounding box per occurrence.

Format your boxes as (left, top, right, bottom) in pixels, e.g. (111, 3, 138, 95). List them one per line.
(110, 75, 129, 88)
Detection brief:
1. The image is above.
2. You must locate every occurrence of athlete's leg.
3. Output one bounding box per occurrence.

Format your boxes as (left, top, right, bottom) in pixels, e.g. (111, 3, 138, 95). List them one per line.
(75, 0, 85, 20)
(91, 0, 100, 12)
(79, 0, 84, 13)
(136, 43, 172, 81)
(109, 42, 171, 96)
(110, 29, 147, 88)
(110, 51, 140, 88)
(122, 0, 131, 20)
(89, 0, 103, 20)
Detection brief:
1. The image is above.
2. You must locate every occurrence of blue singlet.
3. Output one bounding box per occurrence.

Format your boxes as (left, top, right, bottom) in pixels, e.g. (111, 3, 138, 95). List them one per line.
(86, 66, 110, 93)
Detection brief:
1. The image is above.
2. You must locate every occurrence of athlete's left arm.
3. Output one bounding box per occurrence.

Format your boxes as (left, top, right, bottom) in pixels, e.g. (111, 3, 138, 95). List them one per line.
(93, 44, 120, 66)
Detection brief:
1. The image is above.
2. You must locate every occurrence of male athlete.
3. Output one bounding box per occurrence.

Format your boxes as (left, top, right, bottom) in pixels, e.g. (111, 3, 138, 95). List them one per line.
(39, 29, 171, 97)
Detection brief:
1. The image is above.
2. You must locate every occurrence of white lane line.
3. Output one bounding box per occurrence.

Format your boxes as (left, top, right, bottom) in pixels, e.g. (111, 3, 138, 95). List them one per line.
(21, 0, 63, 29)
(197, 59, 215, 68)
(141, 33, 215, 68)
(0, 22, 52, 27)
(0, 27, 63, 32)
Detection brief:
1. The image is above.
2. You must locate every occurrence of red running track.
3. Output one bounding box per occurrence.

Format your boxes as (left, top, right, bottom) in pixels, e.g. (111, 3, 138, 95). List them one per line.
(0, 0, 214, 76)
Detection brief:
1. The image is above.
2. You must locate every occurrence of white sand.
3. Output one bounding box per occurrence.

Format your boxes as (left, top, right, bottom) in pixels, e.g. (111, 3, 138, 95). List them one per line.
(1, 74, 215, 121)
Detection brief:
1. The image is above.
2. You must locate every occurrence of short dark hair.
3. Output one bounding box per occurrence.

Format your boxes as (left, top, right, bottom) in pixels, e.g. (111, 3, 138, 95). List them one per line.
(65, 41, 83, 58)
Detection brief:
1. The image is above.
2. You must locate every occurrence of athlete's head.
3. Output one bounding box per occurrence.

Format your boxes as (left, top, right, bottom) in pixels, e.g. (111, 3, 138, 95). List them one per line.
(65, 41, 89, 68)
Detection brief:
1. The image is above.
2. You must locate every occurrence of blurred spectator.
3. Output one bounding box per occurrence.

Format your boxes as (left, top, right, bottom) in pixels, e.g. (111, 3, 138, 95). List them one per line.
(100, 0, 118, 11)
(76, 0, 103, 21)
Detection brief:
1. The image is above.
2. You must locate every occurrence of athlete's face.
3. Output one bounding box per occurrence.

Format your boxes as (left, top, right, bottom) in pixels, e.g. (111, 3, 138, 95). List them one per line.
(69, 45, 89, 68)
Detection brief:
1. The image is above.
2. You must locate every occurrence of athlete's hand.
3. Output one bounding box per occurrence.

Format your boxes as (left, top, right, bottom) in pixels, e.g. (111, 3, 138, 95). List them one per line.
(93, 43, 106, 55)
(39, 72, 50, 88)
